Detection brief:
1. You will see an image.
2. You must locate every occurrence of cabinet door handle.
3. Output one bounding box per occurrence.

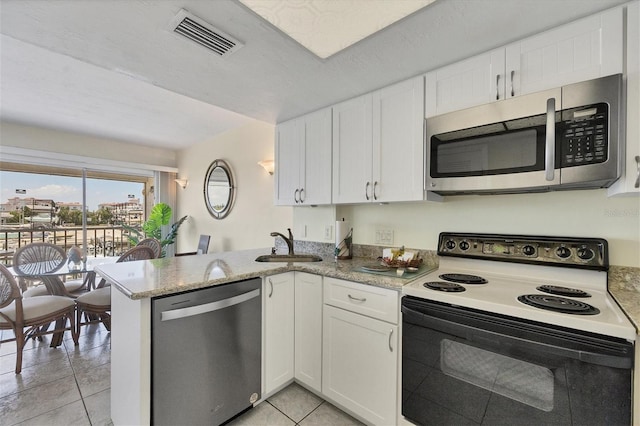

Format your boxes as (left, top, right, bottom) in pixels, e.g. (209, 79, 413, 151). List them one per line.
(496, 74, 500, 100)
(510, 70, 515, 97)
(545, 98, 556, 181)
(365, 182, 371, 201)
(388, 329, 394, 352)
(300, 188, 305, 203)
(294, 189, 300, 204)
(635, 156, 640, 189)
(373, 181, 378, 200)
(268, 278, 273, 298)
(348, 294, 366, 303)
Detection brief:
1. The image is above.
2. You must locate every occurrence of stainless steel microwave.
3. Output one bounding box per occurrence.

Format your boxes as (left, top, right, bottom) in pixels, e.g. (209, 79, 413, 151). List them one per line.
(426, 74, 623, 195)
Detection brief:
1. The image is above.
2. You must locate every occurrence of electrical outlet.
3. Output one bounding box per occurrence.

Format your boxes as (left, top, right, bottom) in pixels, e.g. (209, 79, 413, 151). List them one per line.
(375, 229, 394, 245)
(324, 225, 333, 240)
(300, 224, 307, 238)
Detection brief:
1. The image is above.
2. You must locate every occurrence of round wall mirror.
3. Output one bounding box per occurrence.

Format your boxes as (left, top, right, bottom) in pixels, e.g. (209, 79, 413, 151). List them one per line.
(204, 159, 235, 219)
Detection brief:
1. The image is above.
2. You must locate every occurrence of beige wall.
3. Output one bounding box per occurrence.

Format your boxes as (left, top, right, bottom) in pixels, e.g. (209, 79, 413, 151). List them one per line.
(294, 189, 640, 267)
(175, 120, 292, 253)
(0, 121, 177, 168)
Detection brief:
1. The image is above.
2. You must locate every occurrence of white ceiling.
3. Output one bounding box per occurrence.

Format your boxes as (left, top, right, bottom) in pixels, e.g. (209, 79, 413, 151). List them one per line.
(0, 0, 628, 150)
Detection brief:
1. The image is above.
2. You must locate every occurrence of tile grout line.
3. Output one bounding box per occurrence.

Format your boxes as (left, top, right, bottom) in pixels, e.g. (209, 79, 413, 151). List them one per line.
(295, 400, 325, 425)
(64, 333, 94, 425)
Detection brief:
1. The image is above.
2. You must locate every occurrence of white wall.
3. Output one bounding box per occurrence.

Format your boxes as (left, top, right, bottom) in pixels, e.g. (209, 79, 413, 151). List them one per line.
(0, 120, 176, 168)
(294, 189, 640, 267)
(175, 120, 292, 253)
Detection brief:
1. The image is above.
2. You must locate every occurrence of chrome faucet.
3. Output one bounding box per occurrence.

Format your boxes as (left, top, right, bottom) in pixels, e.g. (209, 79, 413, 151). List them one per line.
(270, 228, 294, 255)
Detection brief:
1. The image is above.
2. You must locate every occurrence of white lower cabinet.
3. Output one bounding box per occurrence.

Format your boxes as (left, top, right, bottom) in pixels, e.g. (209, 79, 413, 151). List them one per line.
(294, 272, 323, 392)
(263, 272, 295, 394)
(322, 278, 399, 425)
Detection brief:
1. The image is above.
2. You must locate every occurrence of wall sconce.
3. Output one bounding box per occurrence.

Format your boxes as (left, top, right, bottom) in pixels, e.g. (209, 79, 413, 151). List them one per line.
(258, 160, 275, 175)
(174, 178, 188, 189)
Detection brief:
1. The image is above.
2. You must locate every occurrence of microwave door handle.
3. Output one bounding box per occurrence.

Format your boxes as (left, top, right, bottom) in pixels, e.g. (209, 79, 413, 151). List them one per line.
(545, 98, 556, 181)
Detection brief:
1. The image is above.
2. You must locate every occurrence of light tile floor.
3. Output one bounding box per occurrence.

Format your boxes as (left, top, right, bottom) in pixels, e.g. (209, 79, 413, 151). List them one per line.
(0, 327, 363, 426)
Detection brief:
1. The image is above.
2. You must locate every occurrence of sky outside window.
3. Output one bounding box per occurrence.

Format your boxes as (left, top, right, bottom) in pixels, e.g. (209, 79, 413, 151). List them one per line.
(0, 171, 144, 211)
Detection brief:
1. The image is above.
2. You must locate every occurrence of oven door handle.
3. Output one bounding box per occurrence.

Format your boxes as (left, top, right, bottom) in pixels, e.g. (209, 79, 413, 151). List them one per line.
(401, 303, 633, 370)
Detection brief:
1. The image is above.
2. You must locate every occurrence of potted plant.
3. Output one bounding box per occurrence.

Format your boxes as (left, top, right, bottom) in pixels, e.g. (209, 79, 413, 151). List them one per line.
(121, 202, 187, 257)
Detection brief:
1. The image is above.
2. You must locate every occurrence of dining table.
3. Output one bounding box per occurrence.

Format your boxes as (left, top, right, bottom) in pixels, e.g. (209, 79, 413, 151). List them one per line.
(10, 256, 119, 295)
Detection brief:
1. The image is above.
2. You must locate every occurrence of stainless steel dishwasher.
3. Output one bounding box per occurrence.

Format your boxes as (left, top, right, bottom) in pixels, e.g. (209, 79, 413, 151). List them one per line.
(151, 278, 261, 425)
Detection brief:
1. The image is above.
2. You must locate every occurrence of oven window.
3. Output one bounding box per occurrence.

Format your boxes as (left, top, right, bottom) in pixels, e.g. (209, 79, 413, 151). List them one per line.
(431, 129, 542, 177)
(441, 339, 554, 412)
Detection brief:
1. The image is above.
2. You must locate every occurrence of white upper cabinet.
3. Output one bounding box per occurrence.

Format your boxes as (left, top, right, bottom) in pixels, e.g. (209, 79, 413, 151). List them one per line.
(425, 49, 505, 117)
(425, 6, 623, 118)
(275, 107, 332, 206)
(333, 76, 424, 204)
(610, 1, 640, 196)
(373, 76, 425, 202)
(332, 93, 374, 204)
(506, 6, 623, 98)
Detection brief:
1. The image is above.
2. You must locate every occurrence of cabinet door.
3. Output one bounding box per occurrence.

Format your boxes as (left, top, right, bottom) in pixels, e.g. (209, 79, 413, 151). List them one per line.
(332, 94, 373, 203)
(322, 305, 398, 425)
(609, 1, 640, 196)
(294, 272, 323, 392)
(373, 76, 425, 202)
(506, 7, 623, 98)
(424, 49, 505, 117)
(301, 108, 332, 205)
(275, 119, 302, 205)
(264, 273, 295, 394)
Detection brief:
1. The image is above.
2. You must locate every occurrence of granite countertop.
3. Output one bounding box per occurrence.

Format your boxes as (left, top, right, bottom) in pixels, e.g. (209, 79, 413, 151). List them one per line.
(609, 266, 640, 333)
(95, 248, 438, 300)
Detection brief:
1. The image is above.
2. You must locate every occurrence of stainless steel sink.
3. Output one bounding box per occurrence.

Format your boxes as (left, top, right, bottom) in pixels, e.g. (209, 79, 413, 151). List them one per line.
(255, 254, 323, 262)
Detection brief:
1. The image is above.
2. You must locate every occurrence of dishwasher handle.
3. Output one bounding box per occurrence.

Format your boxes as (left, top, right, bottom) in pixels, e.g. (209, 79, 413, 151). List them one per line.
(161, 288, 260, 321)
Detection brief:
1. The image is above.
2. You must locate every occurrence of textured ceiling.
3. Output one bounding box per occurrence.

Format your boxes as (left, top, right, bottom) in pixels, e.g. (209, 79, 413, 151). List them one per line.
(238, 0, 436, 58)
(0, 0, 628, 150)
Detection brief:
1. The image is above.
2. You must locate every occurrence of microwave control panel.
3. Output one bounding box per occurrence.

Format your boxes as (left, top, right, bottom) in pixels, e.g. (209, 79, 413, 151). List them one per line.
(561, 103, 608, 167)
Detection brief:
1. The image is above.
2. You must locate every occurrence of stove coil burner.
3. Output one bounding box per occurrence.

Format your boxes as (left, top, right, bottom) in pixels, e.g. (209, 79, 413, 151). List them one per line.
(537, 285, 591, 298)
(424, 281, 466, 292)
(439, 273, 488, 284)
(518, 294, 600, 315)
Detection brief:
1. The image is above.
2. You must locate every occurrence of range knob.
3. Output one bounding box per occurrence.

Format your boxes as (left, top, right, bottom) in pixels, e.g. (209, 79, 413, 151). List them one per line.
(577, 247, 595, 261)
(556, 246, 572, 259)
(522, 245, 536, 256)
(459, 241, 470, 251)
(444, 240, 456, 250)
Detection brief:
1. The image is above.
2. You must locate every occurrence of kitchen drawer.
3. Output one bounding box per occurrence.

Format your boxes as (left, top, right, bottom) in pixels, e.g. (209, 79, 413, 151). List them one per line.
(323, 277, 398, 324)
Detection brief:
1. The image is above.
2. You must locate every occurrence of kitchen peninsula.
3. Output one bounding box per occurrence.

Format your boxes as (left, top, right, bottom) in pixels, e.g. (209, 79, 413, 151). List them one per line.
(95, 248, 437, 425)
(96, 247, 640, 426)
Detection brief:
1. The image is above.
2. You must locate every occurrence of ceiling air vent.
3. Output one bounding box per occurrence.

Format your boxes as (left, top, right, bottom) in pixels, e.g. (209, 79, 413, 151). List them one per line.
(170, 9, 244, 57)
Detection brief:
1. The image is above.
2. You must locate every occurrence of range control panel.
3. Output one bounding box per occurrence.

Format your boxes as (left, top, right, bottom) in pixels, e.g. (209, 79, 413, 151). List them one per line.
(437, 233, 608, 270)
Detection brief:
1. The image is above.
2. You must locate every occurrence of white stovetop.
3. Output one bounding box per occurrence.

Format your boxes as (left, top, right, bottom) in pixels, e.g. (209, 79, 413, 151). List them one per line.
(403, 257, 636, 341)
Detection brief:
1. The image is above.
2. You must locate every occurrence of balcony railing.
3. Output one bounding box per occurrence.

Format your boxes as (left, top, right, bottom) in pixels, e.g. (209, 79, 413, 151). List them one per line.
(0, 225, 136, 266)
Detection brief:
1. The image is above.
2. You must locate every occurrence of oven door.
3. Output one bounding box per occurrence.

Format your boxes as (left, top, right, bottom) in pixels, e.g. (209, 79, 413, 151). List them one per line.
(401, 296, 633, 425)
(426, 87, 561, 194)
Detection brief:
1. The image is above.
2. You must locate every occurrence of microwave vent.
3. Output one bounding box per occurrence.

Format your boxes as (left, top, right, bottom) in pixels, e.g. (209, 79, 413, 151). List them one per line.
(170, 9, 244, 57)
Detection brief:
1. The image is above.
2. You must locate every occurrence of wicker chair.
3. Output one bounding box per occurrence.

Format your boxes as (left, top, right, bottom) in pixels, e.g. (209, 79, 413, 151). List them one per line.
(14, 242, 87, 297)
(136, 238, 162, 259)
(0, 264, 78, 374)
(74, 245, 155, 341)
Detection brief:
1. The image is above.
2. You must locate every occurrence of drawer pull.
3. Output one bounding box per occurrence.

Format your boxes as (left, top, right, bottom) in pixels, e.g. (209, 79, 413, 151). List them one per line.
(348, 294, 367, 303)
(388, 329, 394, 352)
